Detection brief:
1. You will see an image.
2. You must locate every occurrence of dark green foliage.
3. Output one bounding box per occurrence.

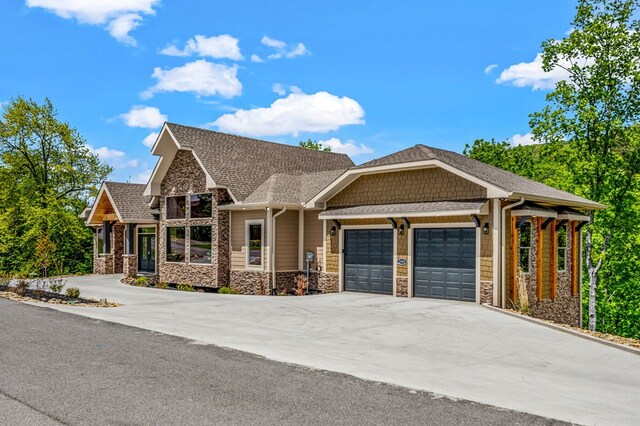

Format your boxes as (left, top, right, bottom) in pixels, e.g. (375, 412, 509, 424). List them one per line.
(0, 97, 110, 276)
(134, 276, 148, 287)
(217, 286, 238, 294)
(299, 139, 331, 151)
(176, 283, 195, 292)
(65, 287, 80, 298)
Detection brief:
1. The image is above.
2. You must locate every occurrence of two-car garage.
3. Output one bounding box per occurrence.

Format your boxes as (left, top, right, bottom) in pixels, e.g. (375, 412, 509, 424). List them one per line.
(343, 227, 476, 302)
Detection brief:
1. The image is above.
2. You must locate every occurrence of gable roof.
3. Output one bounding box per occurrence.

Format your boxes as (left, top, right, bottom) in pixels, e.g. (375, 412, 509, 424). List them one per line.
(164, 123, 355, 202)
(87, 182, 156, 224)
(349, 144, 604, 209)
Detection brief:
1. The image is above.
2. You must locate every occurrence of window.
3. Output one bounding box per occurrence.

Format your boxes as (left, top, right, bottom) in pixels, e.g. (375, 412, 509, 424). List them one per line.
(190, 226, 212, 264)
(557, 225, 567, 271)
(138, 227, 155, 234)
(166, 227, 186, 262)
(518, 221, 532, 273)
(97, 227, 111, 254)
(166, 196, 186, 220)
(246, 221, 263, 268)
(190, 193, 212, 218)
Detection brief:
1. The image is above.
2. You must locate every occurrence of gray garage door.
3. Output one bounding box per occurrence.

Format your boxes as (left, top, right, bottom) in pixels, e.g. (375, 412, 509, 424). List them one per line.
(414, 228, 476, 301)
(344, 229, 393, 294)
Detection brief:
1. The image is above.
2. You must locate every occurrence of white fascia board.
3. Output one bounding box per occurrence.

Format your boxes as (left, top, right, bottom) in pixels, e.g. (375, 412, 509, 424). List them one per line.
(143, 156, 166, 197)
(511, 208, 557, 219)
(510, 193, 606, 210)
(319, 208, 485, 220)
(191, 151, 216, 189)
(86, 183, 106, 225)
(218, 202, 302, 211)
(151, 123, 181, 155)
(305, 160, 510, 207)
(557, 213, 591, 222)
(87, 184, 123, 224)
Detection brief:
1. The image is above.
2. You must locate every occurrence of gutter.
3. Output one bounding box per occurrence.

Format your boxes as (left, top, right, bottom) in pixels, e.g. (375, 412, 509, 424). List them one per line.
(500, 197, 525, 308)
(271, 207, 287, 292)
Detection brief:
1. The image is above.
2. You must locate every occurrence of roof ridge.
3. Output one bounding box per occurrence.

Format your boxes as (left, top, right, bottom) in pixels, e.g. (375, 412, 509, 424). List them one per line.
(166, 122, 352, 159)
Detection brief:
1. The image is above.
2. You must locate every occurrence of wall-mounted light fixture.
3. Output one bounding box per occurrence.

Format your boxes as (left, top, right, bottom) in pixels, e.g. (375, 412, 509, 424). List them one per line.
(482, 223, 490, 235)
(399, 224, 405, 235)
(330, 226, 337, 236)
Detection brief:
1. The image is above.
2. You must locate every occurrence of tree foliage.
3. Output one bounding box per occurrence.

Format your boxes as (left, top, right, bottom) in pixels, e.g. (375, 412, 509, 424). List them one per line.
(299, 139, 331, 151)
(0, 97, 111, 275)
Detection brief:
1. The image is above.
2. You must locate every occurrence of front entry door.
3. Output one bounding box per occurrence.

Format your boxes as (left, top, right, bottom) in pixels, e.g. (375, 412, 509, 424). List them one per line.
(138, 234, 156, 273)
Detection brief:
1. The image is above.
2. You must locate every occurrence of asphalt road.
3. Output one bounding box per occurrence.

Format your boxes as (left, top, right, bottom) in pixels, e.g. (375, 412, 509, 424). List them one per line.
(0, 299, 564, 425)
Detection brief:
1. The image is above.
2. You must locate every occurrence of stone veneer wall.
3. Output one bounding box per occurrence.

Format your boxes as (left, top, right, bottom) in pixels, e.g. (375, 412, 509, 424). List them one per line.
(318, 272, 339, 293)
(113, 224, 125, 274)
(396, 277, 408, 297)
(229, 270, 271, 295)
(122, 254, 137, 279)
(480, 281, 493, 304)
(158, 150, 230, 288)
(96, 254, 114, 274)
(524, 219, 580, 326)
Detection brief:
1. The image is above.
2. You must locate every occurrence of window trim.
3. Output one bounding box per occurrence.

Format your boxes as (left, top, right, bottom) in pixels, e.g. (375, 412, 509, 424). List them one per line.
(189, 192, 213, 219)
(245, 219, 265, 270)
(165, 195, 187, 221)
(557, 224, 567, 272)
(165, 225, 187, 263)
(518, 221, 532, 274)
(189, 225, 213, 265)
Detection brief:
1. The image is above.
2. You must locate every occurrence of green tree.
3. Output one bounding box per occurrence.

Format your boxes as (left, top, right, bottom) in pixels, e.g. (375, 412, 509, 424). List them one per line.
(0, 97, 111, 275)
(299, 139, 331, 151)
(529, 0, 640, 331)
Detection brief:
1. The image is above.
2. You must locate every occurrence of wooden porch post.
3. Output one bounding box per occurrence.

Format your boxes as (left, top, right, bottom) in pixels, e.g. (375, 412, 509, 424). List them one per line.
(536, 217, 543, 301)
(550, 220, 557, 300)
(510, 215, 518, 302)
(571, 222, 579, 296)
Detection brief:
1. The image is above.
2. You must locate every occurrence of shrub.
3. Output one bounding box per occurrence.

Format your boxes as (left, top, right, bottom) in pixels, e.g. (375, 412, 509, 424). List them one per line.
(155, 281, 168, 289)
(66, 287, 80, 299)
(294, 274, 307, 296)
(99, 298, 109, 306)
(14, 280, 29, 296)
(0, 271, 12, 289)
(176, 284, 195, 292)
(49, 278, 66, 294)
(134, 276, 148, 287)
(218, 286, 238, 294)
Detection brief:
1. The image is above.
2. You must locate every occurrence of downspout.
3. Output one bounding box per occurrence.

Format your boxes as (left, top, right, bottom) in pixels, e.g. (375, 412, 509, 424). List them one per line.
(500, 197, 525, 308)
(271, 207, 287, 292)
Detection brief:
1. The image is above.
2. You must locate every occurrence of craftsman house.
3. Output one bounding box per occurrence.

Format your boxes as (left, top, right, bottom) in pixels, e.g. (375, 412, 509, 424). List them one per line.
(84, 123, 604, 326)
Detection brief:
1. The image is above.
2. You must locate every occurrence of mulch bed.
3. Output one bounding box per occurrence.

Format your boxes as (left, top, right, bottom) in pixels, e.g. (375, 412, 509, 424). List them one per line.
(0, 289, 120, 307)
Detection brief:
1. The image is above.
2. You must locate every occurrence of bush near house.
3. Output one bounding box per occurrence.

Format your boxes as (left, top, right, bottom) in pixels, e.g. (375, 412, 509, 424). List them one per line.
(176, 284, 195, 292)
(217, 286, 237, 294)
(134, 277, 148, 287)
(66, 287, 80, 299)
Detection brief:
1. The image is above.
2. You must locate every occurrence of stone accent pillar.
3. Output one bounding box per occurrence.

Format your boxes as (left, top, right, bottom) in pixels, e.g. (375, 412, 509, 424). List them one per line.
(318, 272, 339, 293)
(122, 254, 138, 279)
(480, 281, 493, 304)
(112, 224, 125, 274)
(98, 254, 115, 274)
(396, 277, 408, 297)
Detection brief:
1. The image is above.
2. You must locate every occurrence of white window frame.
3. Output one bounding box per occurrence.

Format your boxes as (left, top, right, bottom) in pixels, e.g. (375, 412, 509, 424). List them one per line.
(189, 192, 213, 219)
(245, 219, 265, 270)
(518, 221, 532, 274)
(165, 195, 187, 221)
(557, 224, 567, 272)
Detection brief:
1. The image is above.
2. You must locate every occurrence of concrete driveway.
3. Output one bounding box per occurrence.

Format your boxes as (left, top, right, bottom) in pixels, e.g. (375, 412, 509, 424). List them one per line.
(37, 274, 640, 425)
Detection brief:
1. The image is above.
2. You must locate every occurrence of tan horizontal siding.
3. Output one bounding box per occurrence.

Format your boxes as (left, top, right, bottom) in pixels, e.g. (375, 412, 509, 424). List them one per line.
(230, 210, 267, 270)
(275, 209, 299, 271)
(304, 211, 324, 271)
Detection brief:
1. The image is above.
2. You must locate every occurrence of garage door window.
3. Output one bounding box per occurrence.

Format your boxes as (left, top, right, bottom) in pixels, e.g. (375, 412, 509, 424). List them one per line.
(519, 222, 532, 273)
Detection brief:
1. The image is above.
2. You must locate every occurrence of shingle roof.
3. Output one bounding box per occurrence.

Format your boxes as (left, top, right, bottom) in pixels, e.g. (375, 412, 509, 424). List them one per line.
(243, 169, 347, 205)
(356, 144, 601, 207)
(318, 200, 487, 218)
(104, 182, 156, 222)
(167, 123, 355, 202)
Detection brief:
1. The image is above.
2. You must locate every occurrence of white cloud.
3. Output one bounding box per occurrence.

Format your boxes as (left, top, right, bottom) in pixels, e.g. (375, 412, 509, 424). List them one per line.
(272, 83, 286, 96)
(510, 133, 539, 146)
(160, 34, 243, 60)
(120, 106, 167, 128)
(142, 131, 159, 147)
(86, 144, 125, 160)
(497, 53, 572, 90)
(319, 137, 373, 157)
(211, 90, 365, 137)
(261, 35, 286, 49)
(126, 159, 139, 168)
(26, 0, 158, 45)
(141, 60, 242, 99)
(250, 54, 264, 63)
(132, 169, 153, 184)
(260, 35, 309, 61)
(484, 64, 497, 74)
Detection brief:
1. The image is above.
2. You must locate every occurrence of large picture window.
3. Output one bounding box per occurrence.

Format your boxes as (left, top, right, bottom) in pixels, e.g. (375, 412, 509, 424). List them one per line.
(557, 225, 567, 271)
(246, 221, 263, 268)
(166, 196, 186, 220)
(190, 193, 212, 218)
(190, 226, 212, 264)
(166, 226, 186, 262)
(518, 221, 532, 273)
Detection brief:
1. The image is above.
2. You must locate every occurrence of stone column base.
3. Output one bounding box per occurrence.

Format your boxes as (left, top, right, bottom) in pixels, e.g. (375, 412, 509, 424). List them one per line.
(229, 270, 271, 295)
(97, 254, 115, 275)
(122, 255, 138, 279)
(318, 272, 339, 293)
(480, 281, 493, 305)
(396, 277, 408, 297)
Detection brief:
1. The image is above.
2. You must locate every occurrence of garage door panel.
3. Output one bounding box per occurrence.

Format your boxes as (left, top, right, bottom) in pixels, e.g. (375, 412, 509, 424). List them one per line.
(414, 228, 476, 302)
(344, 229, 393, 295)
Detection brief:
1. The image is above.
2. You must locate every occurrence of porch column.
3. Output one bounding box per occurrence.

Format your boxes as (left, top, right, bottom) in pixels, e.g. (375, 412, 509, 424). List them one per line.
(126, 223, 135, 255)
(103, 220, 112, 253)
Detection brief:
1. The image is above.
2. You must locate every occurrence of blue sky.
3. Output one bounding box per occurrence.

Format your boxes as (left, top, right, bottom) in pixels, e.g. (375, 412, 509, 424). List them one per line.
(0, 1, 576, 183)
